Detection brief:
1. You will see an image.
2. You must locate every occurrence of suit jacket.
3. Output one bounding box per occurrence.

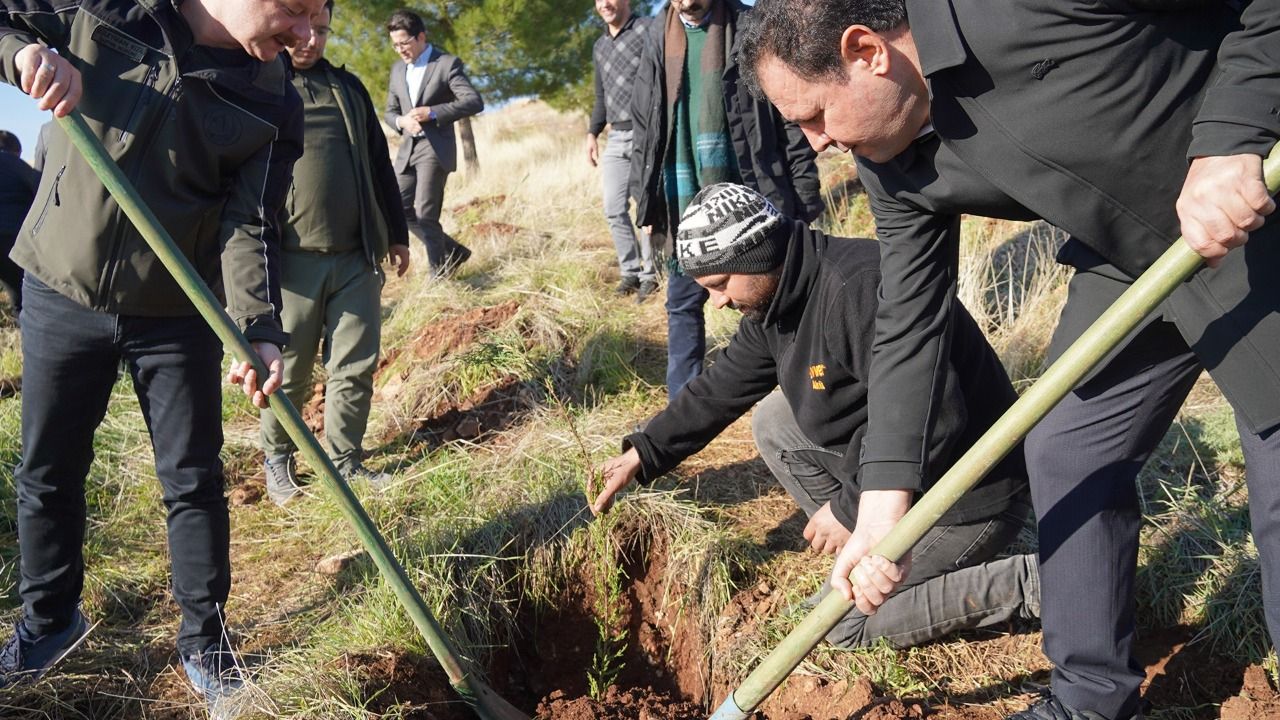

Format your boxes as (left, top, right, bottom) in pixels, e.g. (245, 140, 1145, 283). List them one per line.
(855, 0, 1280, 491)
(384, 46, 484, 174)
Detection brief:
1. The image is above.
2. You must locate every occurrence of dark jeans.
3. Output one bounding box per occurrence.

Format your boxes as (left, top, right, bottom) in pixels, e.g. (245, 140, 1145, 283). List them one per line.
(752, 391, 1039, 648)
(15, 277, 230, 655)
(397, 142, 466, 270)
(665, 269, 708, 400)
(1027, 264, 1280, 720)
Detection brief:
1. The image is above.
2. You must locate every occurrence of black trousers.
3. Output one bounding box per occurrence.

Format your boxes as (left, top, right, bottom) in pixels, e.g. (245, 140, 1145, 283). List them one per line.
(15, 276, 230, 655)
(1026, 263, 1280, 720)
(397, 141, 466, 270)
(0, 232, 23, 312)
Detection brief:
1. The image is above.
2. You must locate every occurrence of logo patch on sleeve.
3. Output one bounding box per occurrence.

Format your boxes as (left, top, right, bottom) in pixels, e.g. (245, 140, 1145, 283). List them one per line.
(809, 364, 826, 391)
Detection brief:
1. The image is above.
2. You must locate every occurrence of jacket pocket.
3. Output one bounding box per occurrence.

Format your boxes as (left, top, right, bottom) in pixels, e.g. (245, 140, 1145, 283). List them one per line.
(29, 165, 66, 238)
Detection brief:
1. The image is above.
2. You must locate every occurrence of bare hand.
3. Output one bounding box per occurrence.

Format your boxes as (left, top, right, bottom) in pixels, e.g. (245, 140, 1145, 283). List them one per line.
(1176, 154, 1275, 268)
(407, 106, 433, 123)
(803, 502, 852, 555)
(831, 489, 912, 615)
(399, 116, 423, 136)
(226, 342, 284, 409)
(590, 447, 642, 515)
(388, 244, 411, 277)
(586, 134, 599, 167)
(16, 44, 82, 116)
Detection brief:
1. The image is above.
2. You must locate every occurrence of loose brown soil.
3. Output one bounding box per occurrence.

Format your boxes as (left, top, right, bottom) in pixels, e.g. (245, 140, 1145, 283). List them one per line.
(411, 374, 535, 448)
(379, 300, 521, 375)
(450, 194, 508, 216)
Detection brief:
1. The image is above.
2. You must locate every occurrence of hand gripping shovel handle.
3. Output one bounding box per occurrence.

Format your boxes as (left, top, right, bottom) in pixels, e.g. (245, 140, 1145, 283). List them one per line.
(55, 110, 529, 720)
(710, 143, 1280, 720)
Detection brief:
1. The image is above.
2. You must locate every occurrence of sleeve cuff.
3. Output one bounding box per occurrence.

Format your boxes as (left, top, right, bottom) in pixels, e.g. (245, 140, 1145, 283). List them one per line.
(242, 319, 289, 348)
(622, 432, 667, 484)
(1189, 120, 1278, 159)
(858, 460, 924, 492)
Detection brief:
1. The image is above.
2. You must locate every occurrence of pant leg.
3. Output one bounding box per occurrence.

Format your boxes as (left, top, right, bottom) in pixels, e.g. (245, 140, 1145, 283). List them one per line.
(0, 232, 23, 312)
(123, 314, 230, 656)
(1239, 420, 1280, 657)
(259, 250, 326, 458)
(751, 390, 1039, 648)
(600, 130, 654, 282)
(401, 143, 461, 269)
(15, 277, 119, 636)
(319, 252, 381, 472)
(665, 269, 708, 400)
(1027, 277, 1203, 720)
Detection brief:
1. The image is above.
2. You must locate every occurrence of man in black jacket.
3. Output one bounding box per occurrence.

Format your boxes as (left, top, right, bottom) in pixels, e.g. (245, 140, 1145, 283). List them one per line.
(627, 0, 823, 401)
(261, 0, 411, 505)
(592, 183, 1038, 648)
(740, 1, 1278, 718)
(0, 0, 317, 708)
(0, 129, 34, 312)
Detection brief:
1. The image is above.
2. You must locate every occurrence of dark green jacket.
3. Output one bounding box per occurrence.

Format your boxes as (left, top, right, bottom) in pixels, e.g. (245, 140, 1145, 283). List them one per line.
(0, 0, 304, 345)
(284, 59, 407, 266)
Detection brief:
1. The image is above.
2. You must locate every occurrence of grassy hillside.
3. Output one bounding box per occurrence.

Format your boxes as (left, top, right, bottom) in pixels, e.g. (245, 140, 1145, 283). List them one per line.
(0, 100, 1270, 720)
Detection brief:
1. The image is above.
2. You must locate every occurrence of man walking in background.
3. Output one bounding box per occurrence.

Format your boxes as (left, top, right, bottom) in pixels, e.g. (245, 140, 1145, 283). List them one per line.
(0, 129, 34, 313)
(629, 0, 823, 400)
(587, 0, 656, 303)
(385, 9, 483, 277)
(264, 0, 412, 506)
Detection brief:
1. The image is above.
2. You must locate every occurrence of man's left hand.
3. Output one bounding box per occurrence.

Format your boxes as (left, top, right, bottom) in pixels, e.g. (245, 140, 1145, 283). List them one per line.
(388, 244, 411, 277)
(803, 502, 852, 555)
(408, 106, 433, 123)
(831, 489, 912, 615)
(226, 342, 284, 409)
(1176, 154, 1275, 268)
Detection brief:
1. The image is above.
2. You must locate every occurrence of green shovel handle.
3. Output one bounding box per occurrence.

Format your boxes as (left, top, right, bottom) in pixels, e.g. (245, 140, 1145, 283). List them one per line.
(712, 143, 1280, 720)
(54, 110, 528, 720)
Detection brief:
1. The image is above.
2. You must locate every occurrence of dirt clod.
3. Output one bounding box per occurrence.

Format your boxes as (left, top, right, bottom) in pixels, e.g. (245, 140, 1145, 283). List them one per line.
(228, 483, 262, 506)
(535, 686, 703, 720)
(315, 549, 366, 575)
(1221, 665, 1280, 720)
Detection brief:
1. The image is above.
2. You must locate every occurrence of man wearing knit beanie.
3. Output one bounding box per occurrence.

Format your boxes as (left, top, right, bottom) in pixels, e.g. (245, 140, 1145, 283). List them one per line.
(591, 183, 1041, 650)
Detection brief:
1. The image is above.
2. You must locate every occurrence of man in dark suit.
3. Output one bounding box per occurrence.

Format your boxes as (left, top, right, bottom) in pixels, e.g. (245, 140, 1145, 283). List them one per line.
(740, 1, 1278, 719)
(384, 9, 483, 276)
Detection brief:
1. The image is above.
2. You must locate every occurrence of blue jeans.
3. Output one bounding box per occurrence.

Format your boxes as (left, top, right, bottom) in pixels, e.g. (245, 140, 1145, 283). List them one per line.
(665, 269, 708, 399)
(15, 276, 230, 655)
(599, 130, 654, 281)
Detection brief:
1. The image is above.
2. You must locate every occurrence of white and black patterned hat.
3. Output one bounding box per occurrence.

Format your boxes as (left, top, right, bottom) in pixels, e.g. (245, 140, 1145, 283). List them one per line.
(676, 183, 785, 276)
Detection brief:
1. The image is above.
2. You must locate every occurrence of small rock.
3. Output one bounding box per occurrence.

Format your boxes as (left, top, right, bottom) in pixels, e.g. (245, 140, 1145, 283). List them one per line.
(756, 581, 772, 595)
(315, 549, 366, 575)
(229, 485, 262, 506)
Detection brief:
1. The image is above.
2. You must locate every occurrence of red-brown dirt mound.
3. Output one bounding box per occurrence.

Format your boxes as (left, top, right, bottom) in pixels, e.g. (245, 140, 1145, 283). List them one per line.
(336, 649, 475, 720)
(536, 686, 703, 720)
(451, 194, 508, 215)
(400, 300, 521, 365)
(1220, 665, 1280, 720)
(412, 375, 535, 448)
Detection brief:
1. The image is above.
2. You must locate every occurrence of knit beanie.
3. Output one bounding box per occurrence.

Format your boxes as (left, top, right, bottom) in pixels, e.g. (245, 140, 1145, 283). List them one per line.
(675, 183, 786, 276)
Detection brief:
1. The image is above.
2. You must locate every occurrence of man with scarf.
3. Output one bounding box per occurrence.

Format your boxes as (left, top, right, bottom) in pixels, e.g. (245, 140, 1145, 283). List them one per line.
(628, 0, 823, 400)
(261, 0, 412, 505)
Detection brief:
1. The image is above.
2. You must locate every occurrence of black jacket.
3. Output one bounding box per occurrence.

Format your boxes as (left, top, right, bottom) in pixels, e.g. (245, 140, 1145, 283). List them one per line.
(857, 0, 1280, 491)
(0, 0, 303, 344)
(625, 222, 1027, 530)
(0, 152, 37, 237)
(627, 0, 823, 246)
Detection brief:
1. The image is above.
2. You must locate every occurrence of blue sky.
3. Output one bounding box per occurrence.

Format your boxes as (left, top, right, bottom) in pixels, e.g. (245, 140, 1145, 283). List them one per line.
(2, 83, 48, 164)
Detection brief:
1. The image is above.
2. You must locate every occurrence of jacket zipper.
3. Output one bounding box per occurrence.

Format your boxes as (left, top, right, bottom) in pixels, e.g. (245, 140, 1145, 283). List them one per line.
(30, 165, 66, 237)
(119, 64, 161, 144)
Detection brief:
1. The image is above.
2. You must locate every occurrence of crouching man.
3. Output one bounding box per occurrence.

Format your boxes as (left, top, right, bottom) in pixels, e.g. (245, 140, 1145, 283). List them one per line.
(592, 183, 1038, 648)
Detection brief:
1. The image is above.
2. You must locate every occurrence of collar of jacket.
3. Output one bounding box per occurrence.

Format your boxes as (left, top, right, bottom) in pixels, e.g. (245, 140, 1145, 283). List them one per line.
(904, 0, 967, 77)
(142, 0, 290, 103)
(760, 219, 823, 328)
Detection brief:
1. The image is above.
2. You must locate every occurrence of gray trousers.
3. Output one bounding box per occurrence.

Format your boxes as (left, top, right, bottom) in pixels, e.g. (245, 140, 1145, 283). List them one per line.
(1026, 264, 1280, 720)
(260, 250, 381, 473)
(397, 141, 465, 270)
(751, 391, 1039, 649)
(599, 129, 654, 281)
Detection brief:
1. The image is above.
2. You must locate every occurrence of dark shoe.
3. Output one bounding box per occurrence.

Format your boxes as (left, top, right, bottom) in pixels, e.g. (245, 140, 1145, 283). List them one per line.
(182, 642, 245, 719)
(0, 610, 89, 688)
(264, 455, 301, 507)
(1008, 692, 1143, 720)
(435, 244, 472, 278)
(636, 279, 658, 303)
(342, 462, 393, 491)
(615, 276, 641, 296)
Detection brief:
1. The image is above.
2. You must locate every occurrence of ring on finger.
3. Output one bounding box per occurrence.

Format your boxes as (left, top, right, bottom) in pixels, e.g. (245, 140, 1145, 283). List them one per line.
(38, 62, 56, 74)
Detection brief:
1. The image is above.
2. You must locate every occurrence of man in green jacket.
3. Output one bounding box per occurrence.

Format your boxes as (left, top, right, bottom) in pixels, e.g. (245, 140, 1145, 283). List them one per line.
(262, 0, 411, 505)
(0, 0, 321, 710)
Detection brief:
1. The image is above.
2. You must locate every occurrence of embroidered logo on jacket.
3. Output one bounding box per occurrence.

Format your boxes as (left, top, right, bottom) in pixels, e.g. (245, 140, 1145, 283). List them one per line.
(809, 364, 826, 390)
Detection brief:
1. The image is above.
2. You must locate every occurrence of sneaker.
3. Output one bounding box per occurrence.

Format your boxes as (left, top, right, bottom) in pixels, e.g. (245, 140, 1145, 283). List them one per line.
(0, 610, 89, 689)
(1008, 692, 1143, 720)
(342, 462, 393, 491)
(264, 454, 301, 507)
(182, 643, 245, 720)
(615, 276, 641, 296)
(636, 279, 658, 303)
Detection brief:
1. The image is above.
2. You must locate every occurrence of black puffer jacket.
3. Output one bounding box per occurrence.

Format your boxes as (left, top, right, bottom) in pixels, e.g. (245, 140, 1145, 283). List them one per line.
(627, 0, 824, 248)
